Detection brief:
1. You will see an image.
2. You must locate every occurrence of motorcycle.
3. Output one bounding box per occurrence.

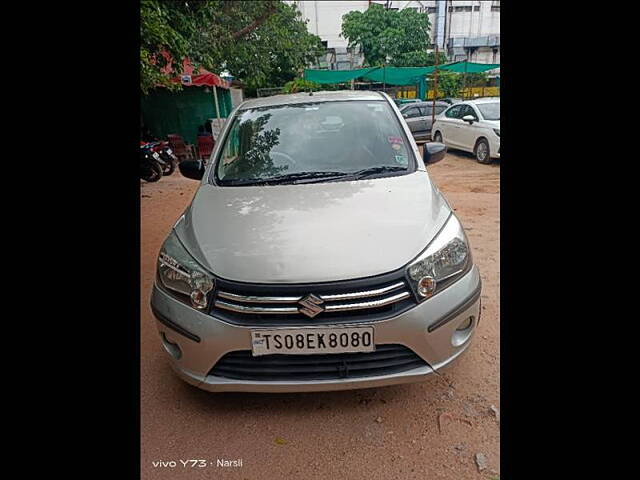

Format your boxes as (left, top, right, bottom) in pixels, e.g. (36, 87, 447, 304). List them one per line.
(143, 141, 178, 176)
(140, 143, 164, 182)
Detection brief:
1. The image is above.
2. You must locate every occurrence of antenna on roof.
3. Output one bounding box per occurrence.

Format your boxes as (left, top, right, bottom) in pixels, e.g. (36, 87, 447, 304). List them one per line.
(308, 89, 313, 96)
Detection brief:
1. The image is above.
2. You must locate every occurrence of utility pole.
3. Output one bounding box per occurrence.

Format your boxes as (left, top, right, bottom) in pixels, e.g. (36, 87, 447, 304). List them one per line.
(431, 43, 439, 129)
(383, 63, 386, 93)
(462, 56, 468, 100)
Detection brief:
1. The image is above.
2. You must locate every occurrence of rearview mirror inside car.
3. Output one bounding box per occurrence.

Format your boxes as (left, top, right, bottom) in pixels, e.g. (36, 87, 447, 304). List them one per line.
(424, 142, 447, 165)
(178, 160, 205, 180)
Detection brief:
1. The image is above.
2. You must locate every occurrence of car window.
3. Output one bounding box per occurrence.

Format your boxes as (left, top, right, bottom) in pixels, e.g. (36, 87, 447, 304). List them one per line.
(461, 105, 478, 120)
(476, 102, 500, 121)
(214, 100, 416, 185)
(445, 105, 463, 118)
(403, 107, 421, 118)
(420, 106, 431, 116)
(435, 105, 447, 114)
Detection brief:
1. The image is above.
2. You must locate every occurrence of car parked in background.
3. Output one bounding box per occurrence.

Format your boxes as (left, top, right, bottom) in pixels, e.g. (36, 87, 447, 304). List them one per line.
(431, 98, 500, 164)
(393, 98, 422, 107)
(399, 101, 449, 141)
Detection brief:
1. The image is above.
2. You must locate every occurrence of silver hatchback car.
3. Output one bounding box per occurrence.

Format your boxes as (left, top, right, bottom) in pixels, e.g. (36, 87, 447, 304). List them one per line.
(150, 91, 481, 393)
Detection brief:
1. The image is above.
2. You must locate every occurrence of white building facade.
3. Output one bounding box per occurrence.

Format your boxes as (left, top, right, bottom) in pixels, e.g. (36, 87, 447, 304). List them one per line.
(289, 0, 500, 67)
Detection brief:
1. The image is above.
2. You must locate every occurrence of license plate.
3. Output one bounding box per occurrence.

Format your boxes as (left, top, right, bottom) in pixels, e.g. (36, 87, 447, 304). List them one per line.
(251, 326, 374, 357)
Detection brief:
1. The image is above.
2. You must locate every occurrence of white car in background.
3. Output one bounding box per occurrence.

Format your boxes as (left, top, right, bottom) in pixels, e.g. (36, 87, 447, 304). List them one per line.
(431, 98, 500, 164)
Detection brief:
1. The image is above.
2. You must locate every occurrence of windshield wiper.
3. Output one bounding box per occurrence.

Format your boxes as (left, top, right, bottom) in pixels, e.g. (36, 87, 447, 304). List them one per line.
(269, 171, 352, 184)
(287, 166, 409, 184)
(220, 167, 408, 186)
(350, 165, 408, 179)
(220, 171, 350, 186)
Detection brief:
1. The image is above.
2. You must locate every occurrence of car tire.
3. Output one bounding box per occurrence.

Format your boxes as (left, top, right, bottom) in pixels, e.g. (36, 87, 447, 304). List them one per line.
(474, 138, 492, 164)
(433, 131, 443, 143)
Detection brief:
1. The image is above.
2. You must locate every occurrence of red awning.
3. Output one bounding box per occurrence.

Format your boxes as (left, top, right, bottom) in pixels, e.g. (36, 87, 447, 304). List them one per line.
(159, 56, 230, 89)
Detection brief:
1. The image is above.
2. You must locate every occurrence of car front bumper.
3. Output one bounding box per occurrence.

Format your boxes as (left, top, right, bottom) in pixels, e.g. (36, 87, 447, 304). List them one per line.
(149, 265, 482, 393)
(490, 136, 500, 158)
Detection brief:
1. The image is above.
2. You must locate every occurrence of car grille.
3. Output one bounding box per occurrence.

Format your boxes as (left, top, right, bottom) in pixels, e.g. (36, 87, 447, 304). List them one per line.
(209, 344, 427, 381)
(209, 270, 416, 326)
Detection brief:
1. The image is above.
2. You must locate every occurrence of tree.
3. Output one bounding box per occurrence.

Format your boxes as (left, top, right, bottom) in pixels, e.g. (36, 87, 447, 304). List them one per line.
(140, 1, 324, 95)
(341, 4, 438, 67)
(433, 71, 462, 98)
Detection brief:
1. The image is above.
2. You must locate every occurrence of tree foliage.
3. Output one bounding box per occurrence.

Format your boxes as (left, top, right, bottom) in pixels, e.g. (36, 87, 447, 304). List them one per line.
(434, 71, 463, 98)
(432, 71, 489, 98)
(282, 78, 342, 94)
(341, 4, 438, 67)
(140, 1, 324, 95)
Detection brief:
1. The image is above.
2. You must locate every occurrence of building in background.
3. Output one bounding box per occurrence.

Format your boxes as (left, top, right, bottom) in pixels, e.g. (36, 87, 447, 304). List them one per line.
(290, 0, 499, 68)
(288, 1, 369, 70)
(371, 1, 500, 63)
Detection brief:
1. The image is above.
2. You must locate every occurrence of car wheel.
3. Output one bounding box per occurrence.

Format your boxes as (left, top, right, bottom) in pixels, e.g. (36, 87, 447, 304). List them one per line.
(433, 131, 443, 143)
(474, 138, 491, 164)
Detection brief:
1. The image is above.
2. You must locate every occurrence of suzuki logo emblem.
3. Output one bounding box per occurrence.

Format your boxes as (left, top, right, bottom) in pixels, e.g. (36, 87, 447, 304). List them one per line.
(298, 294, 325, 318)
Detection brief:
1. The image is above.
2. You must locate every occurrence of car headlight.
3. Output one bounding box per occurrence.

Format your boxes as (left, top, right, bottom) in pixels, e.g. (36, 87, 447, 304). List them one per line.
(406, 214, 470, 300)
(157, 231, 215, 310)
(493, 128, 500, 137)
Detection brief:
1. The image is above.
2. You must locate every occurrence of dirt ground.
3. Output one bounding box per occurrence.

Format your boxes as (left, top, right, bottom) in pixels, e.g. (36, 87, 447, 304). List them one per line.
(140, 150, 500, 479)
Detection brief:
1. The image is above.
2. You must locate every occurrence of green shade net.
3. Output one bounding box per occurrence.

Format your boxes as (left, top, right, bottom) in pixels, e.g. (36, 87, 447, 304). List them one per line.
(303, 67, 380, 84)
(304, 62, 499, 87)
(439, 61, 500, 73)
(362, 66, 435, 85)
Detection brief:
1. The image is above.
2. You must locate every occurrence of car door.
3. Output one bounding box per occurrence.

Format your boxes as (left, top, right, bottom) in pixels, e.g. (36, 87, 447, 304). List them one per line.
(440, 104, 465, 148)
(420, 105, 433, 135)
(401, 106, 423, 137)
(458, 104, 482, 152)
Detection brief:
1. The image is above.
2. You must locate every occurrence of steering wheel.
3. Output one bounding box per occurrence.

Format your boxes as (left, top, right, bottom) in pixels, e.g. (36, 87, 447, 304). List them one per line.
(270, 151, 296, 168)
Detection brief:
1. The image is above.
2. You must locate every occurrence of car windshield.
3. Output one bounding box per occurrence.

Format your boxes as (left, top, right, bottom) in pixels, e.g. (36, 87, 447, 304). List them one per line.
(476, 102, 500, 121)
(214, 100, 415, 186)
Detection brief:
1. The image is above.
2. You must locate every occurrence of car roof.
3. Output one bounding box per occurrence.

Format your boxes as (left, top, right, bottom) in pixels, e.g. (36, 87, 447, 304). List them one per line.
(239, 90, 386, 110)
(463, 97, 500, 105)
(400, 101, 449, 109)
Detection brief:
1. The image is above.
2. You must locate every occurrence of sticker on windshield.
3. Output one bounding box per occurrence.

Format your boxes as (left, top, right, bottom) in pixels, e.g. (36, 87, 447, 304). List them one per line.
(391, 143, 402, 151)
(394, 155, 408, 165)
(388, 136, 404, 145)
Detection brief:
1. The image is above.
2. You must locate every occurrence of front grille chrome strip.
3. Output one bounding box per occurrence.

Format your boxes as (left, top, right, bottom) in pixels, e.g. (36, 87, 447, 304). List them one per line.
(217, 291, 302, 304)
(319, 281, 405, 301)
(324, 291, 411, 312)
(214, 291, 411, 315)
(215, 301, 299, 314)
(216, 281, 407, 305)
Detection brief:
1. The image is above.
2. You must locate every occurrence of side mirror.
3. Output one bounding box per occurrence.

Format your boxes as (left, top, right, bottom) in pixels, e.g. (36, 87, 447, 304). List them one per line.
(178, 160, 205, 180)
(462, 114, 476, 124)
(424, 142, 447, 165)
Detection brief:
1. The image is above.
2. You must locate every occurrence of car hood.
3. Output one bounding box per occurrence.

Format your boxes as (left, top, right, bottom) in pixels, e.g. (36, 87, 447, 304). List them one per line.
(174, 172, 451, 283)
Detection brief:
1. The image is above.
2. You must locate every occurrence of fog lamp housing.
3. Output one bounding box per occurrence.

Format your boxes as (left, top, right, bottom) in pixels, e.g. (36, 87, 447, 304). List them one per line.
(417, 276, 437, 298)
(456, 316, 474, 331)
